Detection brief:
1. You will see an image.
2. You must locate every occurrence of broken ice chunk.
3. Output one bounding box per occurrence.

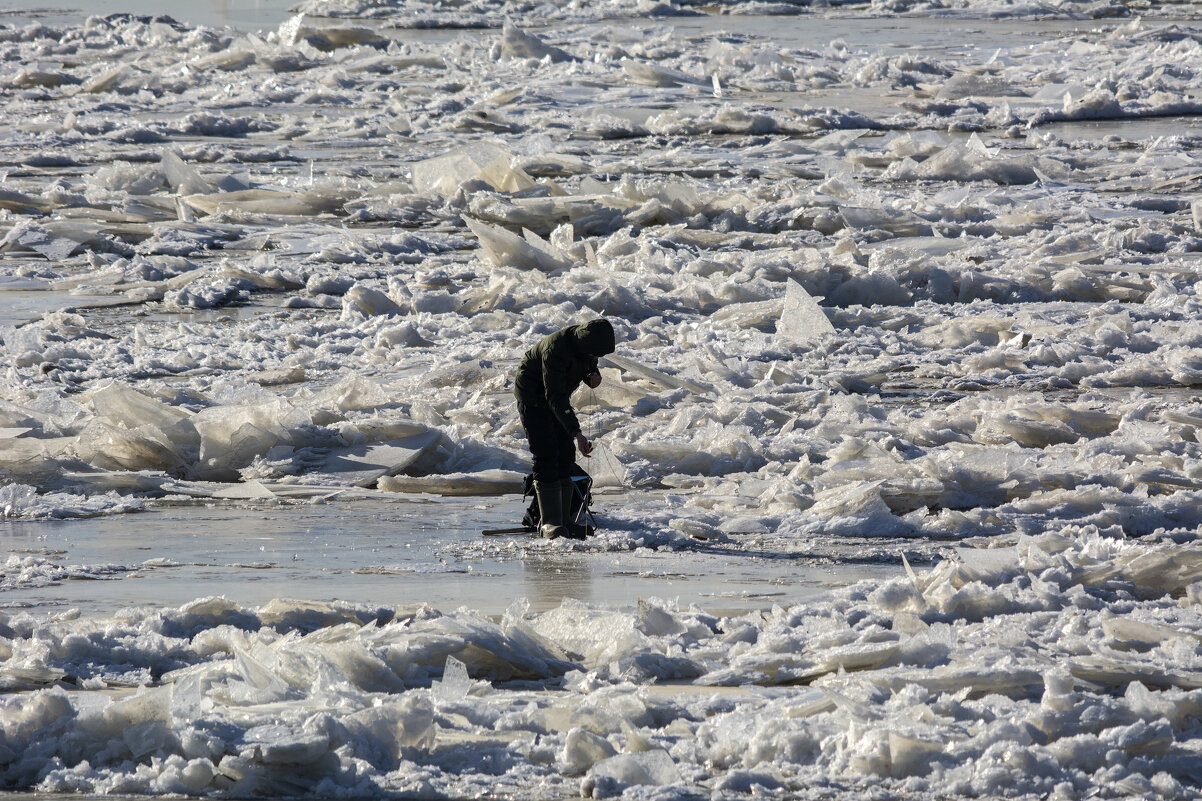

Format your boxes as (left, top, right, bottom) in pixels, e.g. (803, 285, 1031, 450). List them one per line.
(776, 279, 836, 345)
(377, 469, 524, 496)
(161, 150, 216, 196)
(584, 750, 681, 796)
(765, 361, 799, 385)
(522, 228, 573, 270)
(181, 188, 349, 216)
(888, 731, 943, 778)
(807, 480, 911, 536)
(1102, 616, 1202, 648)
(432, 655, 471, 703)
(375, 322, 435, 349)
(885, 142, 1038, 185)
(75, 420, 188, 473)
(341, 695, 435, 766)
(191, 401, 308, 481)
(975, 408, 1079, 448)
(0, 483, 37, 517)
(277, 13, 388, 50)
(89, 382, 194, 433)
(251, 731, 331, 766)
(87, 160, 166, 195)
(561, 727, 617, 775)
(708, 298, 782, 330)
(410, 142, 535, 197)
(826, 271, 914, 307)
(840, 205, 932, 236)
(343, 284, 402, 317)
(465, 217, 571, 273)
(602, 353, 709, 394)
(862, 235, 975, 257)
(94, 686, 174, 759)
(9, 68, 80, 89)
(1033, 83, 1092, 104)
(1, 221, 103, 261)
(211, 480, 277, 499)
(0, 188, 54, 214)
(81, 64, 129, 93)
(937, 73, 1029, 100)
(621, 60, 706, 88)
(501, 24, 573, 62)
(311, 432, 442, 488)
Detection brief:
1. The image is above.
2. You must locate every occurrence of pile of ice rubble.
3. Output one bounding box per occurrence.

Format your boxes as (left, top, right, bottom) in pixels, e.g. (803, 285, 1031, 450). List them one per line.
(292, 0, 1202, 25)
(2, 8, 1202, 541)
(10, 326, 1202, 542)
(1, 528, 1200, 798)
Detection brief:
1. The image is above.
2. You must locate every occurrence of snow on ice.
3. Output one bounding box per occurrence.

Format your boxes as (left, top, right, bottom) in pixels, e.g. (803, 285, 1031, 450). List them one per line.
(2, 0, 1202, 798)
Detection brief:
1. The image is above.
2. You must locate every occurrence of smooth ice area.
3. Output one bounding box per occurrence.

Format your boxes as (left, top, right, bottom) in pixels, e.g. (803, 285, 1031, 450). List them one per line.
(3, 0, 1202, 798)
(1, 496, 894, 615)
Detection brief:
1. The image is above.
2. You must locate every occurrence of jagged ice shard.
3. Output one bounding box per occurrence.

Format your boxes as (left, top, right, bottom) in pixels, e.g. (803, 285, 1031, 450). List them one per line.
(777, 278, 837, 345)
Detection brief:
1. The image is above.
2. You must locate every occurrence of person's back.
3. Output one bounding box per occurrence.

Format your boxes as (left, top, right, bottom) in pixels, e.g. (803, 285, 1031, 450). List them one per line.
(515, 319, 613, 405)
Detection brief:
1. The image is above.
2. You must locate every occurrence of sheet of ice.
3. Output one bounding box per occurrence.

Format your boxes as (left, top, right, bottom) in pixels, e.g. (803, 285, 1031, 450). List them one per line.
(602, 353, 709, 395)
(377, 468, 524, 495)
(309, 432, 441, 488)
(464, 217, 572, 273)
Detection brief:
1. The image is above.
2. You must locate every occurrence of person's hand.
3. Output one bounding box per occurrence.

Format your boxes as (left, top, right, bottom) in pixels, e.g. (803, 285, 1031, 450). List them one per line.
(575, 432, 593, 457)
(585, 369, 602, 389)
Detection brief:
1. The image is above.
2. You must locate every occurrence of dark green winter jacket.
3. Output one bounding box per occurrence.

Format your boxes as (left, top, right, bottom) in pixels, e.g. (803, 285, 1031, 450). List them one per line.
(514, 319, 616, 436)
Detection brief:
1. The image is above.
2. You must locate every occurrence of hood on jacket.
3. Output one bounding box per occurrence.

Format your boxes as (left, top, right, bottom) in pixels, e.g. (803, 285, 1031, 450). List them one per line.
(574, 319, 616, 357)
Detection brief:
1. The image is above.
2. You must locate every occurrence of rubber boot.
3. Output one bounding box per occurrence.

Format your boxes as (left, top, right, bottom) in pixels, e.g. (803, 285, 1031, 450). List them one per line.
(535, 480, 568, 539)
(561, 480, 589, 540)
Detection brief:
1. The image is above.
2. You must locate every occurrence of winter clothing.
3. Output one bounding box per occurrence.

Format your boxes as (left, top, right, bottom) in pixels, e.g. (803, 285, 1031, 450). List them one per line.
(518, 401, 577, 485)
(514, 319, 615, 486)
(534, 480, 568, 539)
(521, 468, 593, 535)
(558, 479, 591, 538)
(514, 319, 615, 437)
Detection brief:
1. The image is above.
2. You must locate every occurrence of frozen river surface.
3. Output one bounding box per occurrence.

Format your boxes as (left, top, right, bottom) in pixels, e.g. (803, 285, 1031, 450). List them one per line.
(1, 494, 905, 615)
(4, 0, 1202, 799)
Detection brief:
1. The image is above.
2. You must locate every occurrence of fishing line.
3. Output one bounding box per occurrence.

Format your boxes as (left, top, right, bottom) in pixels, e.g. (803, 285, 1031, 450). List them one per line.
(586, 386, 600, 440)
(586, 385, 626, 490)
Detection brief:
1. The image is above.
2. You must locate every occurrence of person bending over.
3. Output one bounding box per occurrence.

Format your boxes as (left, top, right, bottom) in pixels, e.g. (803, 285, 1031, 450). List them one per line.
(514, 318, 616, 538)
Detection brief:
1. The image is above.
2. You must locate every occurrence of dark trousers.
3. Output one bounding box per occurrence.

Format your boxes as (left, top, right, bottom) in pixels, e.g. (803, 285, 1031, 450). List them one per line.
(518, 403, 574, 483)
